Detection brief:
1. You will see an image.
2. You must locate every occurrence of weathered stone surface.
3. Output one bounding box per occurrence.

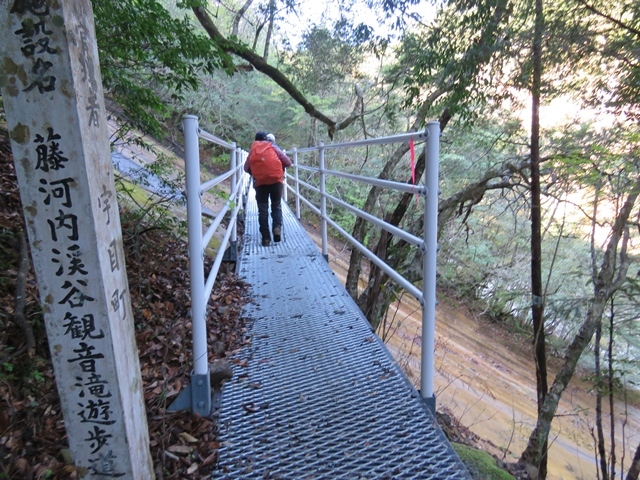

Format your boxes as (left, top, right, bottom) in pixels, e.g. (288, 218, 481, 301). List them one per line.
(1, 2, 153, 478)
(210, 359, 234, 385)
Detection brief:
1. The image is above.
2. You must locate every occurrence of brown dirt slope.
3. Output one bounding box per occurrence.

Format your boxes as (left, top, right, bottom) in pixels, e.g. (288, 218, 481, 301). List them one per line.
(310, 221, 640, 480)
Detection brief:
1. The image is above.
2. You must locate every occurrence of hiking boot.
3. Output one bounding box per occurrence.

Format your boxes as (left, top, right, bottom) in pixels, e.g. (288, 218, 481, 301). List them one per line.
(273, 226, 281, 243)
(261, 235, 271, 246)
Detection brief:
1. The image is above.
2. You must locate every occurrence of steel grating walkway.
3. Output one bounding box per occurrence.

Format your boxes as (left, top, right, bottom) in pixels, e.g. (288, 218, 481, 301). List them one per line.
(211, 190, 470, 479)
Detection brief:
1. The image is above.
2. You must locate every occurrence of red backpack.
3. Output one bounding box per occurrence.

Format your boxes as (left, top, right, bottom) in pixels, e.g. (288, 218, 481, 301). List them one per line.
(248, 141, 283, 186)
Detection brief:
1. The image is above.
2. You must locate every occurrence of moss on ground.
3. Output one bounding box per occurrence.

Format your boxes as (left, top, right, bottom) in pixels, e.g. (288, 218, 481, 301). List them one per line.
(116, 177, 153, 206)
(453, 443, 515, 480)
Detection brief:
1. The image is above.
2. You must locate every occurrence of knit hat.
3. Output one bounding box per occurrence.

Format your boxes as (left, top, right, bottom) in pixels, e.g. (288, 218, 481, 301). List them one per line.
(255, 131, 267, 141)
(266, 133, 275, 143)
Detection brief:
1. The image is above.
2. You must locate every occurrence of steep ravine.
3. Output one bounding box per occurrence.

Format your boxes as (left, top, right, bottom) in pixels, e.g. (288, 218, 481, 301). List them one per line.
(303, 224, 640, 480)
(104, 119, 639, 479)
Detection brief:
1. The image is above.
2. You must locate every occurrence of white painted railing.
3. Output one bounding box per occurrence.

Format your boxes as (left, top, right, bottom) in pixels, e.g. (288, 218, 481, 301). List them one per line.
(173, 116, 439, 414)
(169, 115, 248, 416)
(285, 122, 440, 407)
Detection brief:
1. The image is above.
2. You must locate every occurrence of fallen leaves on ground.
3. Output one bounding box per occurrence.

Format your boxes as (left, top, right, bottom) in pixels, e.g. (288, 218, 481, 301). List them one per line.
(0, 131, 249, 479)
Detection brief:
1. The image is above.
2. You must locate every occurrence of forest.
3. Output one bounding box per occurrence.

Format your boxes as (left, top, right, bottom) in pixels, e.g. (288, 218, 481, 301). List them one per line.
(1, 0, 639, 478)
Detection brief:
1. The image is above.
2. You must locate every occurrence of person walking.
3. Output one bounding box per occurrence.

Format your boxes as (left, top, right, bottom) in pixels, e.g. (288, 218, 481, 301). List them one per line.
(245, 131, 291, 246)
(266, 133, 287, 190)
(266, 133, 279, 148)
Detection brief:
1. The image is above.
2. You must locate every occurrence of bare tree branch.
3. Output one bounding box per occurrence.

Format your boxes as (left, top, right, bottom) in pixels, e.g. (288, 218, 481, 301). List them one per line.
(574, 0, 640, 38)
(344, 99, 435, 298)
(231, 0, 255, 38)
(192, 6, 363, 138)
(438, 158, 530, 232)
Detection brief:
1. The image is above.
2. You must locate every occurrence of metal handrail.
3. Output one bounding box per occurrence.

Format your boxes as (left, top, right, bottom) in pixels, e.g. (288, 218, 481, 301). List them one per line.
(201, 172, 245, 248)
(198, 128, 235, 150)
(201, 165, 239, 193)
(176, 116, 439, 413)
(170, 115, 248, 415)
(294, 177, 423, 248)
(294, 165, 427, 195)
(285, 122, 440, 405)
(294, 129, 428, 152)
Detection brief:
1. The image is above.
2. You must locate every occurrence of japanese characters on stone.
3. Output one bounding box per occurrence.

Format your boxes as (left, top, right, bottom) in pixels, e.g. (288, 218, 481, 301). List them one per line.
(11, 2, 126, 475)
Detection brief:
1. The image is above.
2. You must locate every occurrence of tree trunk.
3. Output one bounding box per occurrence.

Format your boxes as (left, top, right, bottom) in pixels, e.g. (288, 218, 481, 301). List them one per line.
(627, 441, 640, 480)
(345, 102, 440, 302)
(232, 0, 255, 38)
(595, 318, 609, 479)
(262, 0, 276, 61)
(344, 149, 410, 304)
(356, 149, 426, 323)
(519, 178, 640, 470)
(252, 22, 264, 51)
(530, 0, 548, 475)
(608, 297, 616, 480)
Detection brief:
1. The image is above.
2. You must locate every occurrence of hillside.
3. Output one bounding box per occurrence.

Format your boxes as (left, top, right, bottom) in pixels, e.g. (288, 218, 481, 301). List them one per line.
(2, 123, 639, 479)
(309, 224, 640, 480)
(1, 118, 522, 479)
(0, 128, 249, 479)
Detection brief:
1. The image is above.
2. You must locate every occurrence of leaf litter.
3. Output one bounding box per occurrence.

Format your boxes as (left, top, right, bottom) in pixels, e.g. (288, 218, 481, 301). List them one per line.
(0, 132, 250, 479)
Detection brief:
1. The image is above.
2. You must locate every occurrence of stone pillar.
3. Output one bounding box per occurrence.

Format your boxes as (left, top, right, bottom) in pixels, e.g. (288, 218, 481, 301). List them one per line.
(0, 1, 154, 478)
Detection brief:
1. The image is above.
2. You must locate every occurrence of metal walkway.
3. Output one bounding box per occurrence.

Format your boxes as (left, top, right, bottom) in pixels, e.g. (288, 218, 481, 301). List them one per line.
(212, 192, 470, 479)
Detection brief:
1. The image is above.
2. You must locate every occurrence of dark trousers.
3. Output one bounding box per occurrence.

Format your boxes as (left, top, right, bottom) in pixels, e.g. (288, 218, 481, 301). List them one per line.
(255, 182, 282, 238)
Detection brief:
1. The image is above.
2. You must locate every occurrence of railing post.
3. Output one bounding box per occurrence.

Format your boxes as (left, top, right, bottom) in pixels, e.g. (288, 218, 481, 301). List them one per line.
(421, 121, 440, 414)
(241, 150, 250, 210)
(177, 114, 211, 416)
(319, 143, 328, 260)
(294, 148, 301, 219)
(283, 152, 288, 203)
(230, 144, 238, 244)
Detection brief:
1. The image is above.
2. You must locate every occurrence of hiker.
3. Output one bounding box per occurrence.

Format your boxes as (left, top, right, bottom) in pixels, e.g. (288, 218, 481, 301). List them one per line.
(266, 133, 288, 181)
(245, 131, 292, 246)
(266, 133, 279, 149)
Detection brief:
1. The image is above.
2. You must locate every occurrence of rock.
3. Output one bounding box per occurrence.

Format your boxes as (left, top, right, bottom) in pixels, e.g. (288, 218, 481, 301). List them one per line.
(212, 340, 226, 356)
(209, 359, 233, 385)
